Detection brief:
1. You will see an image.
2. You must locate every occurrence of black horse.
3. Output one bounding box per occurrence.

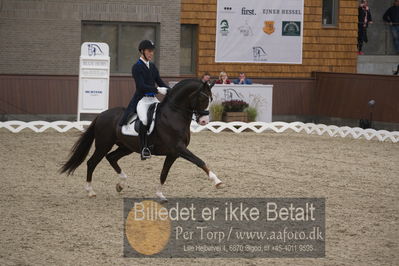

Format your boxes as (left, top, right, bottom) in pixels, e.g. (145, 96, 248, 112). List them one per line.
(60, 79, 223, 200)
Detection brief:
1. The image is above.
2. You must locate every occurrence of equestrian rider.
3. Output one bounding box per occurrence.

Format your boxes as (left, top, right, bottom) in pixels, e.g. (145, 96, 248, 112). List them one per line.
(119, 40, 169, 160)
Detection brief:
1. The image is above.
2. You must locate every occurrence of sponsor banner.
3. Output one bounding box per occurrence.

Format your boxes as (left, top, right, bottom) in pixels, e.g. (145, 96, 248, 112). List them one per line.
(123, 198, 325, 258)
(215, 0, 304, 64)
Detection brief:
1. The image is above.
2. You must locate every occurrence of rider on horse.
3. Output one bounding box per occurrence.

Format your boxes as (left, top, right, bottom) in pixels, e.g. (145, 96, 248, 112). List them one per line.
(119, 40, 169, 160)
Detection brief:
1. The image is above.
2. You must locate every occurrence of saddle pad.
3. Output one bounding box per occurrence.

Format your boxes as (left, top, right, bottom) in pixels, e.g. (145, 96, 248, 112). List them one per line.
(121, 103, 159, 136)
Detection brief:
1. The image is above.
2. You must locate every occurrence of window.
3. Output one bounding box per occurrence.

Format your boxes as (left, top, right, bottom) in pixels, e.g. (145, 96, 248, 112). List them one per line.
(82, 21, 159, 74)
(322, 0, 339, 27)
(180, 24, 198, 75)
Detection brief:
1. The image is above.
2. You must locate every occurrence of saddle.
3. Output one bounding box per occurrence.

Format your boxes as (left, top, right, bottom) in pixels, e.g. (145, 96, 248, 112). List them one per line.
(121, 103, 158, 136)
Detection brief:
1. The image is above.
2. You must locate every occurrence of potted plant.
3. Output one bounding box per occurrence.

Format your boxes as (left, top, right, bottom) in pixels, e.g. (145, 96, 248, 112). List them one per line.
(222, 100, 249, 122)
(244, 106, 258, 122)
(209, 103, 224, 121)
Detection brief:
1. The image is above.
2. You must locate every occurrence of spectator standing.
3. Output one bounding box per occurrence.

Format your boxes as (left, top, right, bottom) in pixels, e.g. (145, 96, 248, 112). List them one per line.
(383, 0, 399, 53)
(357, 0, 373, 55)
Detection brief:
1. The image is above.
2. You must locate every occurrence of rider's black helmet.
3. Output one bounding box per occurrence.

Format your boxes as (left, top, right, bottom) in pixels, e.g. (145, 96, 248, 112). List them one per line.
(138, 40, 155, 52)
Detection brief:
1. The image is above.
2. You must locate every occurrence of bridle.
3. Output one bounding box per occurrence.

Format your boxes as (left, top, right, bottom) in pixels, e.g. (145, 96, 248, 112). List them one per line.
(171, 85, 213, 122)
(188, 86, 214, 122)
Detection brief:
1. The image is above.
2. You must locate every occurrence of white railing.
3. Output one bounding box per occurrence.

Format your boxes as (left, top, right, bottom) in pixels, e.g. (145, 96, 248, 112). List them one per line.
(0, 120, 91, 133)
(0, 120, 398, 143)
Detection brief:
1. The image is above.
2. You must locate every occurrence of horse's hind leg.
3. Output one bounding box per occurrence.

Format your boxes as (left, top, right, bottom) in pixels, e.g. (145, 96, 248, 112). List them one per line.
(85, 145, 113, 197)
(106, 146, 132, 192)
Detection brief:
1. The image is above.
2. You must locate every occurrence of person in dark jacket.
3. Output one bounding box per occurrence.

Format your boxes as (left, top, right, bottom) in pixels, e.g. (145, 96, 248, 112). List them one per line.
(119, 40, 169, 160)
(383, 0, 399, 52)
(233, 72, 253, 85)
(357, 0, 373, 55)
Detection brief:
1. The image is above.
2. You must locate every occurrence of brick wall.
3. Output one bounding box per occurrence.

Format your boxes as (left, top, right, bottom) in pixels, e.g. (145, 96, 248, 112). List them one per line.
(0, 0, 181, 76)
(181, 0, 358, 78)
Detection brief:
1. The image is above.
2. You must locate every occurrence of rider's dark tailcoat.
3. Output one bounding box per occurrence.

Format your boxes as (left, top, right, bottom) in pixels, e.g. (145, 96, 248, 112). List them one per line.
(119, 59, 169, 125)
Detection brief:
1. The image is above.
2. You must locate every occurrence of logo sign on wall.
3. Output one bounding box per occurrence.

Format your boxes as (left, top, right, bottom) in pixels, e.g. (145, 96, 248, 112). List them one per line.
(212, 84, 273, 122)
(215, 0, 304, 64)
(77, 42, 110, 121)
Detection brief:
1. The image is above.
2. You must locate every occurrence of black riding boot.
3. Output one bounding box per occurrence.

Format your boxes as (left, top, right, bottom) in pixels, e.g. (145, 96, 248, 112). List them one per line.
(139, 121, 151, 160)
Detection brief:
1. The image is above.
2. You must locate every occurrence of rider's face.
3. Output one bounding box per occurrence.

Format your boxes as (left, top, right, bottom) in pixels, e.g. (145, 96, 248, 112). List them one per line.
(143, 49, 154, 61)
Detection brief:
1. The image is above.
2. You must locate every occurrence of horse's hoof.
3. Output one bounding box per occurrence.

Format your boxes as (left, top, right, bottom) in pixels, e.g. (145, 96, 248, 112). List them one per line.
(159, 198, 168, 204)
(116, 183, 123, 193)
(215, 182, 224, 189)
(156, 191, 168, 203)
(88, 192, 97, 198)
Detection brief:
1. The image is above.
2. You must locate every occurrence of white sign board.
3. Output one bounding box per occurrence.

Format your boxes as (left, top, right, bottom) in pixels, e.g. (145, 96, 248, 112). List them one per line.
(212, 84, 273, 122)
(215, 0, 304, 64)
(77, 42, 110, 121)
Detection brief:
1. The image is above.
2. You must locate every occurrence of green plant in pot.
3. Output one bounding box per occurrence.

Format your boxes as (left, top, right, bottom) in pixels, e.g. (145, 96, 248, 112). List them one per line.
(244, 106, 257, 122)
(209, 103, 224, 121)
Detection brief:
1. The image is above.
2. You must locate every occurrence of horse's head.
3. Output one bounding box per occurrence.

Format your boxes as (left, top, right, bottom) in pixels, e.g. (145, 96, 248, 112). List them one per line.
(166, 79, 215, 125)
(190, 80, 215, 126)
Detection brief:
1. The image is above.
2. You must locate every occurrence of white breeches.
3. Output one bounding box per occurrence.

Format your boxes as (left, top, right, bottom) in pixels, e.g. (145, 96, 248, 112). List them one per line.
(137, 96, 159, 126)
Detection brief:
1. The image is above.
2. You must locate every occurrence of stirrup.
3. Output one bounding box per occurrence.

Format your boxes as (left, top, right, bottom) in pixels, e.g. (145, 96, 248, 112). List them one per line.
(141, 147, 151, 160)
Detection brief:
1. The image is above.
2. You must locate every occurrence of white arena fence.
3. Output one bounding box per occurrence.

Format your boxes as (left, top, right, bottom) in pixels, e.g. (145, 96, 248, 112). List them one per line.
(0, 120, 398, 143)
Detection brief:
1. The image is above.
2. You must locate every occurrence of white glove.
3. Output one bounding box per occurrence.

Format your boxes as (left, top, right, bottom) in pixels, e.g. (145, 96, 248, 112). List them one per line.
(157, 87, 168, 95)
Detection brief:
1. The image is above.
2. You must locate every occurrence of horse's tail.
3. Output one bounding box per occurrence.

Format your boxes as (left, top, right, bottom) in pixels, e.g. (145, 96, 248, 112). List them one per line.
(60, 118, 97, 175)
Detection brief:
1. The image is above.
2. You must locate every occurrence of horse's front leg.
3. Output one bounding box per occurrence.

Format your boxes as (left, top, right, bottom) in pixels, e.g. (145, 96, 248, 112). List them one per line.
(157, 155, 178, 202)
(177, 145, 223, 188)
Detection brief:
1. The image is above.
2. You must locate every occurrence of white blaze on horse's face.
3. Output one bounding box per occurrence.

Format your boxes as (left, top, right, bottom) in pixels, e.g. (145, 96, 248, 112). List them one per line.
(198, 100, 210, 126)
(199, 115, 209, 126)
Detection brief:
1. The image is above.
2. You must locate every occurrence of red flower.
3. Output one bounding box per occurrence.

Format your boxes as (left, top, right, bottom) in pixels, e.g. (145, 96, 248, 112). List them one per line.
(222, 100, 249, 112)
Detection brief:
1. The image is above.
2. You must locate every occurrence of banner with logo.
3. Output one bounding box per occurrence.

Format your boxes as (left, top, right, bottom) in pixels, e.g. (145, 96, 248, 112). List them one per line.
(215, 0, 304, 64)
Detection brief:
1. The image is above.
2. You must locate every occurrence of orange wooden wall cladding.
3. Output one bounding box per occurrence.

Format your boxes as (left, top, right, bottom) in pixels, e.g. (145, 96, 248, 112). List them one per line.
(181, 0, 358, 78)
